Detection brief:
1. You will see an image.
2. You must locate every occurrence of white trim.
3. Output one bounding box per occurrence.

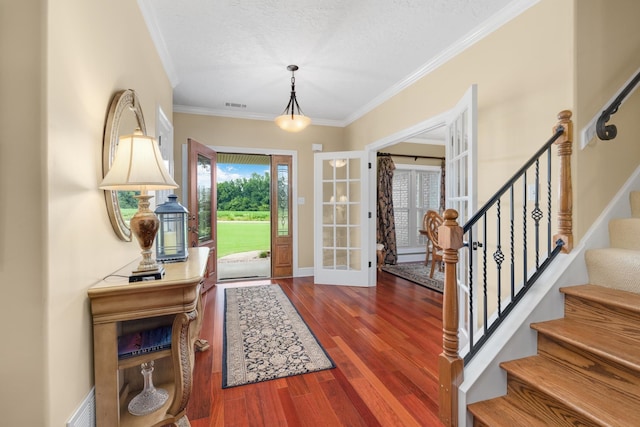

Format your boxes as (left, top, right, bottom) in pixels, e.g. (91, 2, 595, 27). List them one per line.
(137, 0, 180, 87)
(580, 63, 640, 149)
(343, 0, 539, 126)
(182, 145, 301, 277)
(66, 387, 95, 427)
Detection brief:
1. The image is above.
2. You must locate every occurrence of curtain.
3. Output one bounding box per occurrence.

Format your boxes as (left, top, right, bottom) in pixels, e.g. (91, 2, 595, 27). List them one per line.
(377, 155, 397, 265)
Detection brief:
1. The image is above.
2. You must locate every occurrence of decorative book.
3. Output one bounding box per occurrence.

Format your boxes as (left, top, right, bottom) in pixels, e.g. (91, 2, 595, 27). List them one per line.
(118, 325, 172, 359)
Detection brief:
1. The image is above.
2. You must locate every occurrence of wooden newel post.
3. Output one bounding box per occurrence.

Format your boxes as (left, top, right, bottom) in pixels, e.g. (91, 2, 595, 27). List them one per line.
(553, 110, 573, 253)
(438, 209, 465, 427)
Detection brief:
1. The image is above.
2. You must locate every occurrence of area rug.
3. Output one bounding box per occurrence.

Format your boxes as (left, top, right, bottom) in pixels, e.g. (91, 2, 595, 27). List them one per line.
(223, 284, 335, 388)
(382, 262, 444, 293)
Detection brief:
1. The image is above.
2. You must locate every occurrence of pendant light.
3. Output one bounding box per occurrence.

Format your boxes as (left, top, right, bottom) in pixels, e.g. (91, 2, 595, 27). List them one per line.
(275, 65, 311, 132)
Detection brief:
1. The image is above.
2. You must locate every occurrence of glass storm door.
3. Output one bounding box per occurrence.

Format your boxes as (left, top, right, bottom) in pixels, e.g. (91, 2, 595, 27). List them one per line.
(187, 138, 217, 292)
(445, 84, 478, 351)
(314, 152, 369, 286)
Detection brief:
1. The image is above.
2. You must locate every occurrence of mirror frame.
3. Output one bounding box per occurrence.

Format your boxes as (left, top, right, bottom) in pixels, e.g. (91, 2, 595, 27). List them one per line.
(102, 89, 146, 241)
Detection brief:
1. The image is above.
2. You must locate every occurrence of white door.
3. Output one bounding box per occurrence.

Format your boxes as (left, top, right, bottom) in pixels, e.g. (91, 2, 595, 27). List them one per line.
(314, 151, 370, 286)
(445, 84, 477, 352)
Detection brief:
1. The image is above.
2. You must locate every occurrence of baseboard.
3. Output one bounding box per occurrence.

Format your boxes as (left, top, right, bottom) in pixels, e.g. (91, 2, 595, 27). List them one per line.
(67, 387, 95, 427)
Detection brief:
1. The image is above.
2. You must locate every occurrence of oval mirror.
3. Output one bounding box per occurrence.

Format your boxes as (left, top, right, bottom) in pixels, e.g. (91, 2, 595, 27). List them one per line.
(102, 89, 146, 241)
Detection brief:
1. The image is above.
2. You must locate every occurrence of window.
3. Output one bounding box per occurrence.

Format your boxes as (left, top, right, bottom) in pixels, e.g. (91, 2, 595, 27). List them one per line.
(392, 165, 441, 250)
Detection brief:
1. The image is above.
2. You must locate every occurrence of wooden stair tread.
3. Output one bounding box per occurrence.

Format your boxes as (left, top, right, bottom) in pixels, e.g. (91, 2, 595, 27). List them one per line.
(467, 395, 551, 427)
(531, 317, 640, 371)
(561, 284, 640, 314)
(501, 356, 640, 425)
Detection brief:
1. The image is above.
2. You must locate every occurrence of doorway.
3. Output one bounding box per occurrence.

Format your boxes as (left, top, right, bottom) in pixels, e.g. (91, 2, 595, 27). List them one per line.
(185, 144, 297, 283)
(216, 153, 272, 281)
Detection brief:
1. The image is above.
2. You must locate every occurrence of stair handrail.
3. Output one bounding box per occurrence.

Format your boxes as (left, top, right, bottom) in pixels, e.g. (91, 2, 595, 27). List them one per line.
(596, 70, 640, 140)
(438, 110, 573, 427)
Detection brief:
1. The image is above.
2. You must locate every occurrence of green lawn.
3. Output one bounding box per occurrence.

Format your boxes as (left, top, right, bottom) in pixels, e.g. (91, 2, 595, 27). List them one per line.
(217, 221, 270, 258)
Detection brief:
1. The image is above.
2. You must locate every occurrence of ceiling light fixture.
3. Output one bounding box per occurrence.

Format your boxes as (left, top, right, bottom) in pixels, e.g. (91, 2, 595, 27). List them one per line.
(274, 65, 311, 132)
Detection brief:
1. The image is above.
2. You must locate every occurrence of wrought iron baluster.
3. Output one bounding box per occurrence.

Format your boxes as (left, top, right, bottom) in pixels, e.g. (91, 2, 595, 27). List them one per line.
(493, 200, 504, 316)
(483, 214, 488, 331)
(532, 159, 542, 268)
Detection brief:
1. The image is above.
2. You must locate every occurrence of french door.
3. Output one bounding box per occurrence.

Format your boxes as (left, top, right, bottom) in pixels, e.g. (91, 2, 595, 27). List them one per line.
(445, 84, 478, 351)
(314, 151, 370, 286)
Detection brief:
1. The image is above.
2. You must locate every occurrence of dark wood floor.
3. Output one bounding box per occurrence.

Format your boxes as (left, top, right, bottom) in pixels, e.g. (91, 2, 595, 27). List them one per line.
(186, 271, 445, 427)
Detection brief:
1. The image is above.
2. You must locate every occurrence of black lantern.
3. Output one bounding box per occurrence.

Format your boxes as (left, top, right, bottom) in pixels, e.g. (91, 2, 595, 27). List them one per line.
(155, 194, 189, 262)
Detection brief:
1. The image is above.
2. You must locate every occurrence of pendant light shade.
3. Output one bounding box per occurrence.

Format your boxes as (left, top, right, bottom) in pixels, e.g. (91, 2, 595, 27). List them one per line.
(275, 65, 311, 132)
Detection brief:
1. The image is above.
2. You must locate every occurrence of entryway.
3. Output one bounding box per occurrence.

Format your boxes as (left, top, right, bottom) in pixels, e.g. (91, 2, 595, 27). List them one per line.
(186, 140, 294, 285)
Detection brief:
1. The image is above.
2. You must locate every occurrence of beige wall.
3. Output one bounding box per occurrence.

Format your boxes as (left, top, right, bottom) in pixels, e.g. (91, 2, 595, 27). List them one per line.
(0, 2, 46, 426)
(575, 0, 640, 239)
(347, 0, 574, 214)
(173, 114, 345, 268)
(0, 1, 172, 425)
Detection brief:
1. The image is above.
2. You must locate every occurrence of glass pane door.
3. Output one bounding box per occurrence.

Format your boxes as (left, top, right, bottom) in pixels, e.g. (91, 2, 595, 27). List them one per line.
(314, 152, 369, 286)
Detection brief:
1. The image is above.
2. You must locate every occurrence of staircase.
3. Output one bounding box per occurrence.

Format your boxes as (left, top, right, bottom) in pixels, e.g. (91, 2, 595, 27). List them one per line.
(467, 192, 640, 426)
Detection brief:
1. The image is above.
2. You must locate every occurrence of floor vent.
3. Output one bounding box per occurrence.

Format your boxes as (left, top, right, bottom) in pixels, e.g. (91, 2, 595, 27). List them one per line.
(67, 387, 95, 427)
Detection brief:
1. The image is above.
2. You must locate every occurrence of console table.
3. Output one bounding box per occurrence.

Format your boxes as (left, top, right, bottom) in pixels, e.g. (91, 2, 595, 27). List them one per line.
(88, 247, 209, 427)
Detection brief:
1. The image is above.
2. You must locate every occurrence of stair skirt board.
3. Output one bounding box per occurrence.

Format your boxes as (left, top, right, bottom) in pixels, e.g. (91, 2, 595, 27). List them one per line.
(458, 164, 640, 427)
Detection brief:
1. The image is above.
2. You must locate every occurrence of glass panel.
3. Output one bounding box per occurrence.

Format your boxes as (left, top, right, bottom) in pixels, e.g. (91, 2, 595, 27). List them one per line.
(335, 249, 347, 269)
(349, 181, 361, 202)
(336, 204, 348, 225)
(323, 159, 335, 178)
(349, 158, 360, 179)
(323, 182, 335, 203)
(322, 226, 334, 247)
(277, 164, 289, 236)
(336, 227, 348, 247)
(335, 182, 348, 201)
(335, 160, 347, 180)
(348, 204, 360, 225)
(349, 226, 361, 248)
(349, 250, 361, 270)
(323, 249, 334, 268)
(197, 154, 212, 242)
(322, 205, 334, 224)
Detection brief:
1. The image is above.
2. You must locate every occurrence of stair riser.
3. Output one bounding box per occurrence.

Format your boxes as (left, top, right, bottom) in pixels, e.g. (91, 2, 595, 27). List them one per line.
(537, 334, 640, 397)
(505, 376, 596, 426)
(564, 295, 640, 340)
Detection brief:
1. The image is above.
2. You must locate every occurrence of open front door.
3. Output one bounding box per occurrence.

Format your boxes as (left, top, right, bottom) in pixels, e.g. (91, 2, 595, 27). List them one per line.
(271, 155, 293, 277)
(187, 138, 217, 292)
(314, 151, 370, 286)
(445, 84, 477, 351)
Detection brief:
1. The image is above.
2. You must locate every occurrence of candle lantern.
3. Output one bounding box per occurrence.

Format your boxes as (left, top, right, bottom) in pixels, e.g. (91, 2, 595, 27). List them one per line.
(155, 194, 189, 262)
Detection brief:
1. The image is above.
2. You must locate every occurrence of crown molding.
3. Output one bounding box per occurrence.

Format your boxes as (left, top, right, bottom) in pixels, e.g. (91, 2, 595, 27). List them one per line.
(173, 105, 343, 128)
(343, 0, 540, 126)
(137, 0, 180, 88)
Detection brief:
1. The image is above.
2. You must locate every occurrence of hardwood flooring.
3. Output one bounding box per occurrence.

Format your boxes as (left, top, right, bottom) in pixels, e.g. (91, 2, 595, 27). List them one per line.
(186, 271, 445, 427)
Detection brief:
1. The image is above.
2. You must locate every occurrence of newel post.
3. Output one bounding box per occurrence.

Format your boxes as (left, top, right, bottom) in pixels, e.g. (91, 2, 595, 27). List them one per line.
(554, 110, 573, 253)
(438, 209, 465, 427)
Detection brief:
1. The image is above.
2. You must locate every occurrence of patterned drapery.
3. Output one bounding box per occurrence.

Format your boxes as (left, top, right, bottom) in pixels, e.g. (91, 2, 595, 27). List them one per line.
(377, 155, 397, 265)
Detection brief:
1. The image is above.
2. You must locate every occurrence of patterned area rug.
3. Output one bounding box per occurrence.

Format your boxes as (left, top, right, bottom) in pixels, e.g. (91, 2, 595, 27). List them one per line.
(223, 284, 335, 388)
(382, 261, 444, 293)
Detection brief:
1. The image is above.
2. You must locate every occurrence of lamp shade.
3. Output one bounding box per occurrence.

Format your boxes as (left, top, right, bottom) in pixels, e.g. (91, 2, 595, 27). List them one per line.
(274, 114, 311, 132)
(99, 128, 178, 191)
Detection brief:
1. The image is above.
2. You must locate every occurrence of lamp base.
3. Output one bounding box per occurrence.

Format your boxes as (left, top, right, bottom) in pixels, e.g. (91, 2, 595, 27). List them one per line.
(129, 266, 165, 283)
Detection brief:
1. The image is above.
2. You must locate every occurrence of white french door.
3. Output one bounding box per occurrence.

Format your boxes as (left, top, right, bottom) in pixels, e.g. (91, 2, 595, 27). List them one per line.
(446, 84, 478, 351)
(314, 151, 370, 286)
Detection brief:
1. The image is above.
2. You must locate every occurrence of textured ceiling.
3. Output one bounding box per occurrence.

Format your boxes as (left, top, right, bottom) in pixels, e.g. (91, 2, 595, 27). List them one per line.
(139, 0, 535, 127)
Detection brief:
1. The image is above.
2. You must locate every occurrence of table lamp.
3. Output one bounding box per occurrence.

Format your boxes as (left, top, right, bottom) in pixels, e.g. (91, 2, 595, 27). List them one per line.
(100, 128, 178, 281)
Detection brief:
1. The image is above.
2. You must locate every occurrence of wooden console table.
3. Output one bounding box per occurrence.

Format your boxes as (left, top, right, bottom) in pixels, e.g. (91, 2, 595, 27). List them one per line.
(88, 247, 209, 427)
